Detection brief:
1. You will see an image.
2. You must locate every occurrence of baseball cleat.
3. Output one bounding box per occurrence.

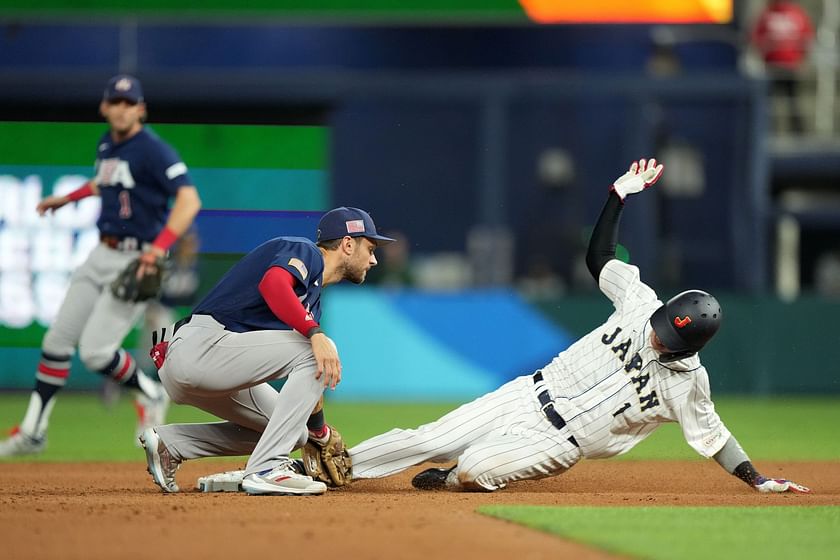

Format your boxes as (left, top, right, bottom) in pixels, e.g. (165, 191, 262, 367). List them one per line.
(0, 427, 46, 457)
(411, 466, 456, 490)
(134, 389, 170, 447)
(140, 428, 181, 493)
(196, 470, 246, 493)
(241, 460, 327, 496)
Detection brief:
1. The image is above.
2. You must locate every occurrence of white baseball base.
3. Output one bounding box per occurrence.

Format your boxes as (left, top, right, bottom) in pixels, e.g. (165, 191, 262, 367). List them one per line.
(196, 469, 246, 492)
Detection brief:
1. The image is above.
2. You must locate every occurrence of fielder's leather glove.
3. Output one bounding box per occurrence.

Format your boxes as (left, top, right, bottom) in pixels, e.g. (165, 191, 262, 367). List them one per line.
(611, 157, 664, 201)
(111, 257, 164, 302)
(754, 476, 811, 494)
(301, 425, 352, 488)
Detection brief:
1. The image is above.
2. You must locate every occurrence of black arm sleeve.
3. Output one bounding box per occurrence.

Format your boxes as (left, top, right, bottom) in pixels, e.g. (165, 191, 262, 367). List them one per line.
(585, 191, 625, 281)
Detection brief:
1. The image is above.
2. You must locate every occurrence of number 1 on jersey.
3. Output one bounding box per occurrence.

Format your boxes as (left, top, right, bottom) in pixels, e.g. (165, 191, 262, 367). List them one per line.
(119, 190, 132, 219)
(613, 402, 631, 417)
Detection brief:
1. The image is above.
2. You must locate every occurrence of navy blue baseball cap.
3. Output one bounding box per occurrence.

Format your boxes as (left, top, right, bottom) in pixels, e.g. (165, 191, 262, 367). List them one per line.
(317, 207, 395, 245)
(103, 74, 144, 103)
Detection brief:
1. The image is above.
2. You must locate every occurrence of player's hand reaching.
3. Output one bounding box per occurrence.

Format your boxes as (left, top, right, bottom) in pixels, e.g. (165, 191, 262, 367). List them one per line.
(754, 476, 811, 494)
(36, 195, 70, 215)
(311, 332, 342, 390)
(611, 158, 664, 202)
(137, 248, 166, 280)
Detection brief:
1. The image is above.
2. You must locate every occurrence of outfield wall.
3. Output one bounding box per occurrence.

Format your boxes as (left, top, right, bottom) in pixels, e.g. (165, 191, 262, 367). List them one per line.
(1, 288, 837, 397)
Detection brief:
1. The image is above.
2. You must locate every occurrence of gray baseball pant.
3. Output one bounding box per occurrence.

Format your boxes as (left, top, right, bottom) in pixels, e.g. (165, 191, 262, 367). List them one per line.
(42, 244, 148, 370)
(156, 314, 323, 476)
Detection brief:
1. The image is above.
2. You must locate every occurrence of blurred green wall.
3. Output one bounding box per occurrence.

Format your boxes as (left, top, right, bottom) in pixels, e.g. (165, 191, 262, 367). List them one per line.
(0, 0, 526, 20)
(2, 293, 838, 395)
(533, 294, 840, 395)
(0, 121, 328, 390)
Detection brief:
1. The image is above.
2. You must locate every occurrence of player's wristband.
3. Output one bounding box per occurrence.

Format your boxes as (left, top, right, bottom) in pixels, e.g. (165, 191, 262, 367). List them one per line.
(152, 226, 179, 252)
(66, 182, 94, 202)
(306, 326, 324, 338)
(733, 460, 760, 486)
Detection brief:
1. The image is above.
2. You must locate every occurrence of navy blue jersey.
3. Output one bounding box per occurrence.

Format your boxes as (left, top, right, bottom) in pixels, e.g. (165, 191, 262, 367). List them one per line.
(94, 127, 193, 242)
(194, 237, 325, 333)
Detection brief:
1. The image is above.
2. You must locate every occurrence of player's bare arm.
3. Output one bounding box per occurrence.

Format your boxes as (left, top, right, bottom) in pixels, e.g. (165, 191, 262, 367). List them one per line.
(137, 185, 201, 278)
(161, 185, 201, 236)
(36, 180, 100, 215)
(310, 332, 341, 389)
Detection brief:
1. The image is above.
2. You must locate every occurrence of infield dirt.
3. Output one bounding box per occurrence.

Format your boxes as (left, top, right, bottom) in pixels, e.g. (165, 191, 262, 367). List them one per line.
(2, 460, 838, 560)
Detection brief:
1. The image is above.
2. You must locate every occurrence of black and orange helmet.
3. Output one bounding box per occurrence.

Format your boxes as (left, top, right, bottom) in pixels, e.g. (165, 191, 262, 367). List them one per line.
(650, 290, 722, 360)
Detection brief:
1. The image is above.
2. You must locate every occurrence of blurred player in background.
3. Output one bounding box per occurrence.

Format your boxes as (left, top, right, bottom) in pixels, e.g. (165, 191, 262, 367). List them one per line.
(349, 158, 810, 496)
(102, 228, 201, 407)
(0, 74, 202, 457)
(141, 228, 201, 366)
(750, 0, 815, 134)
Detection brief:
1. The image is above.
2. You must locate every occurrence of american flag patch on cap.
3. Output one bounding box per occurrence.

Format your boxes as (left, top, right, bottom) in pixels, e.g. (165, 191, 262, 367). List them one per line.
(346, 219, 365, 233)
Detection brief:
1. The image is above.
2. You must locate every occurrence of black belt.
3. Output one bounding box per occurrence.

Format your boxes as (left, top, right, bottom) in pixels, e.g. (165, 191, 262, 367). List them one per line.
(533, 371, 579, 448)
(173, 314, 193, 334)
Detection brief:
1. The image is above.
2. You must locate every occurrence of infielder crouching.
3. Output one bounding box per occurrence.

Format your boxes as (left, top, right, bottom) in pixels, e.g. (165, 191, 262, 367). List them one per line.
(141, 207, 393, 495)
(348, 158, 810, 495)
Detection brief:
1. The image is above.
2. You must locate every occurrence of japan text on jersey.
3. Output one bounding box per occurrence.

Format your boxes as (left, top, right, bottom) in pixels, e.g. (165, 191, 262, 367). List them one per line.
(541, 260, 730, 460)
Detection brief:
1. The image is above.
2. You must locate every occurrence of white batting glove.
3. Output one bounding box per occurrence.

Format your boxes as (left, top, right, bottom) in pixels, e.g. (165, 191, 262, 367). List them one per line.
(610, 158, 664, 201)
(754, 476, 811, 494)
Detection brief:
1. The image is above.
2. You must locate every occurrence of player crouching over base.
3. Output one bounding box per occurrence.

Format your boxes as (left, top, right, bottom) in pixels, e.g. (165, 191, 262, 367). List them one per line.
(140, 207, 387, 495)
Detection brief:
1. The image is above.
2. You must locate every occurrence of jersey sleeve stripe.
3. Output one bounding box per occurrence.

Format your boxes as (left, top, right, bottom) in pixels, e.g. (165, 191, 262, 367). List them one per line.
(165, 162, 188, 179)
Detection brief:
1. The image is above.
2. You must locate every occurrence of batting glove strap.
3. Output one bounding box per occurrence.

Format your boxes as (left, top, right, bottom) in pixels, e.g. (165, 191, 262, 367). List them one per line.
(754, 475, 811, 494)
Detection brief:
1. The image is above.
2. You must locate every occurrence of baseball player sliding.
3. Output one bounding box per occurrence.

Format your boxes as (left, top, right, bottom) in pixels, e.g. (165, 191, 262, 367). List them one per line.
(140, 207, 392, 495)
(348, 158, 810, 495)
(0, 75, 202, 457)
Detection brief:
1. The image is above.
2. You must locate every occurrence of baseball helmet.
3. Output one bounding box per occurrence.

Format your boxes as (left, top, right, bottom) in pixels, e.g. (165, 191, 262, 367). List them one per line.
(650, 290, 722, 360)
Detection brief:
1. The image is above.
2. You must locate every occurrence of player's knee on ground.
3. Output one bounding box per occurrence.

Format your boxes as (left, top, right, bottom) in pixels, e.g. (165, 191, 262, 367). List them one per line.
(456, 463, 502, 492)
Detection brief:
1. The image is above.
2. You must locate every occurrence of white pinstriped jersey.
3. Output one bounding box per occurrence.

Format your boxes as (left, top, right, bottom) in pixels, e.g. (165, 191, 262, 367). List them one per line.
(543, 259, 731, 460)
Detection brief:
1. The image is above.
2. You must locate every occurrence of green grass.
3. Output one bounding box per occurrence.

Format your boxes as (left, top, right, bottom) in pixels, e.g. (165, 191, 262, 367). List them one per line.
(0, 392, 460, 462)
(0, 393, 838, 462)
(624, 397, 840, 461)
(479, 505, 840, 560)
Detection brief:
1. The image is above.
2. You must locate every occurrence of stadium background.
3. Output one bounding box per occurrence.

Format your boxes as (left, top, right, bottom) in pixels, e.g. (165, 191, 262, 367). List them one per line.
(1, 0, 838, 401)
(2, 4, 840, 560)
